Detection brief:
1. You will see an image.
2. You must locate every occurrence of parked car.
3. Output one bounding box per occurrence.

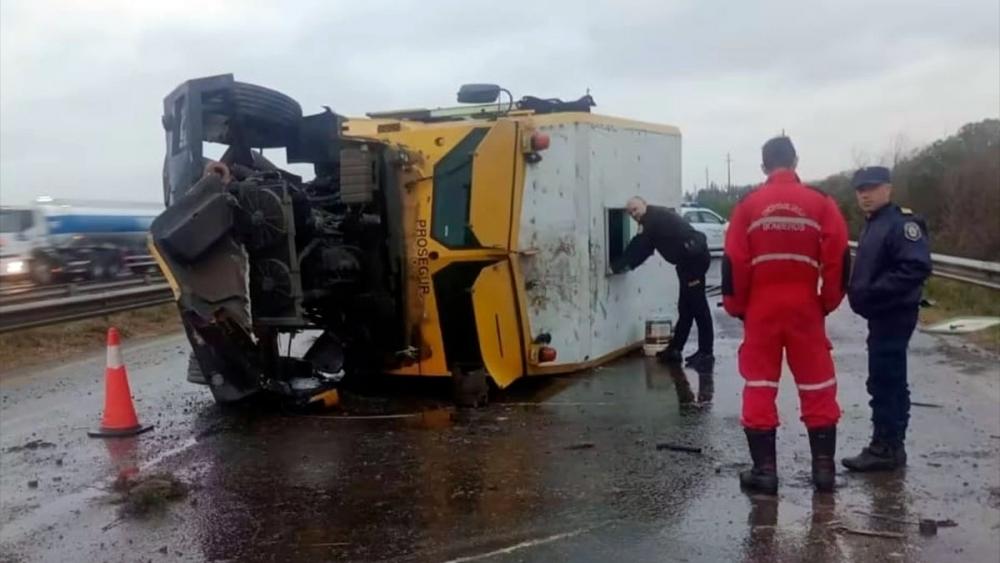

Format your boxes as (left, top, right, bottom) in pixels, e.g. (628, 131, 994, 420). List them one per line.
(679, 205, 727, 252)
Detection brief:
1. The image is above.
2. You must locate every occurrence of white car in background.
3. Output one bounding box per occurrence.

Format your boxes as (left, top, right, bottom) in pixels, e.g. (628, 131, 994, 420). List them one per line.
(679, 205, 728, 252)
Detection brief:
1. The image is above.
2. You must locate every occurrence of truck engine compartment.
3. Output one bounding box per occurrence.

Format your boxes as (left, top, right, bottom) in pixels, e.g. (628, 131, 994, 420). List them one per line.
(151, 74, 406, 404)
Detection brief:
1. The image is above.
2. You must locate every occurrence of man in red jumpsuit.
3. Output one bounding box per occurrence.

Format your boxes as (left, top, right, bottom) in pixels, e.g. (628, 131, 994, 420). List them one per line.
(722, 136, 850, 494)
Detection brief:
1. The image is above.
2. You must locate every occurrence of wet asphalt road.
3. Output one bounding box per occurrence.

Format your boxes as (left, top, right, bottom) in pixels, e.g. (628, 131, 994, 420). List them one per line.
(1, 272, 999, 562)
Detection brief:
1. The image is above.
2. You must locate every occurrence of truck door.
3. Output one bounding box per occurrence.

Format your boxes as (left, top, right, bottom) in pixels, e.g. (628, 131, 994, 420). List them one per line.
(467, 120, 520, 251)
(469, 121, 528, 387)
(471, 259, 525, 388)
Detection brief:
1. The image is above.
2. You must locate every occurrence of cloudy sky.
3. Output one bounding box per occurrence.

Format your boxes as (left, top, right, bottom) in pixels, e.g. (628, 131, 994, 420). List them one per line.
(1, 0, 997, 205)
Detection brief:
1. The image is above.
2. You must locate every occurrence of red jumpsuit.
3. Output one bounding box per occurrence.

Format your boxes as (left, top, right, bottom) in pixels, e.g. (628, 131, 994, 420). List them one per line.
(723, 170, 849, 430)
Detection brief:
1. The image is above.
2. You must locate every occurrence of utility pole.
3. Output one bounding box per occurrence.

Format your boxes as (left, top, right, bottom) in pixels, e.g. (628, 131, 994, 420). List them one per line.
(725, 153, 733, 190)
(705, 167, 710, 190)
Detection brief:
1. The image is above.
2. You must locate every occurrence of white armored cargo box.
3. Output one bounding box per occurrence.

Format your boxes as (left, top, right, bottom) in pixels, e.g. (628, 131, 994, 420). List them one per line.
(516, 114, 683, 373)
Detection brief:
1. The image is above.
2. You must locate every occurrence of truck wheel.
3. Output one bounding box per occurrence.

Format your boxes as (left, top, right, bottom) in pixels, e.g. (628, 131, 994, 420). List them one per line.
(229, 81, 302, 129)
(199, 81, 302, 145)
(88, 258, 106, 281)
(30, 260, 52, 285)
(104, 254, 122, 280)
(452, 368, 489, 408)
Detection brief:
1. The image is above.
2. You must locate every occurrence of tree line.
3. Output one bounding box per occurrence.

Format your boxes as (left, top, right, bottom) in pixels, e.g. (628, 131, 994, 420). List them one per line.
(690, 119, 1000, 261)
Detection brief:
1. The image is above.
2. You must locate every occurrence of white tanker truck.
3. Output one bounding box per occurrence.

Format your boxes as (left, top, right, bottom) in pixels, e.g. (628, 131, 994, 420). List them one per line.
(0, 197, 162, 285)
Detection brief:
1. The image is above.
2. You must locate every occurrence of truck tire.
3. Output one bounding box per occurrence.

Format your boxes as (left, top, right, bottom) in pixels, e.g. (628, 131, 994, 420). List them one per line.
(229, 81, 302, 129)
(88, 257, 106, 280)
(30, 260, 53, 285)
(104, 253, 122, 280)
(199, 81, 302, 145)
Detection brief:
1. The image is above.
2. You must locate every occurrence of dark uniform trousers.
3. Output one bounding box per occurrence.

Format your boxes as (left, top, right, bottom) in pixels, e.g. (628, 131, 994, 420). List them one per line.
(672, 250, 713, 354)
(867, 307, 919, 445)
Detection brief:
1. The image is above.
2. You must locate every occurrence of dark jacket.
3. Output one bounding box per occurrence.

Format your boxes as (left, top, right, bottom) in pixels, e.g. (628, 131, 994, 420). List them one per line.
(615, 205, 708, 271)
(848, 204, 932, 319)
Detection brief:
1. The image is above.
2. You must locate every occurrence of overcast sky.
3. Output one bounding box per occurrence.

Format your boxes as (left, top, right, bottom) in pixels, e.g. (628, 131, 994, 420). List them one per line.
(1, 0, 998, 206)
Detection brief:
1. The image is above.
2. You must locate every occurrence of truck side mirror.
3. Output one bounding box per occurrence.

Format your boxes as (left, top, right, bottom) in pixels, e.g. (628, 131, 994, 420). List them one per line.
(457, 84, 502, 104)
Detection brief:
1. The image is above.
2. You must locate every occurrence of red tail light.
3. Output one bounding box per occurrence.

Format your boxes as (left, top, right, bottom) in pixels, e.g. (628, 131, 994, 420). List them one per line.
(530, 132, 550, 152)
(538, 346, 558, 363)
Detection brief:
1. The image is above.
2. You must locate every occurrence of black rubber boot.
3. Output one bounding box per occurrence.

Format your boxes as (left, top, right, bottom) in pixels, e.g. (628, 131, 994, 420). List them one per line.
(842, 427, 905, 472)
(657, 348, 683, 364)
(739, 429, 778, 495)
(808, 426, 837, 492)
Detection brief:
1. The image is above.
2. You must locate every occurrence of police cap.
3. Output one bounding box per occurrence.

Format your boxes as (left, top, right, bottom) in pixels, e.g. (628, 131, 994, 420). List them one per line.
(852, 166, 892, 190)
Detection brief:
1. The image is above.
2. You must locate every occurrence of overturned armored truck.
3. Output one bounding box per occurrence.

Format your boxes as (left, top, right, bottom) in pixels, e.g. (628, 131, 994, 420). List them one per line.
(151, 75, 682, 406)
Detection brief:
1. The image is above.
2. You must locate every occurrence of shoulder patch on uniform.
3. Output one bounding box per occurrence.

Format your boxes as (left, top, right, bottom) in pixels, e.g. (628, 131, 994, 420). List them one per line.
(899, 207, 914, 215)
(903, 221, 922, 241)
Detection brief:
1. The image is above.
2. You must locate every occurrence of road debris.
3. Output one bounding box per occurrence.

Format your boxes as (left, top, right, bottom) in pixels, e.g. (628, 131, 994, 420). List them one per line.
(911, 401, 944, 408)
(854, 510, 914, 525)
(27, 479, 38, 489)
(110, 472, 189, 518)
(921, 316, 1000, 334)
(835, 526, 906, 540)
(7, 439, 56, 453)
(566, 442, 595, 450)
(852, 510, 958, 536)
(656, 443, 703, 454)
(919, 519, 939, 536)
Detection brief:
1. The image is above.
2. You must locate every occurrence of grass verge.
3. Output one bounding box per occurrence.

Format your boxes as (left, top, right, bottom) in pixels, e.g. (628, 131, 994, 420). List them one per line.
(0, 304, 182, 376)
(920, 277, 1000, 354)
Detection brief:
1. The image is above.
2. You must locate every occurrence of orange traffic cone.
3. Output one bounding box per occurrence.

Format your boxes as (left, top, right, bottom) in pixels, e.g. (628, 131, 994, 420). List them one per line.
(88, 328, 153, 438)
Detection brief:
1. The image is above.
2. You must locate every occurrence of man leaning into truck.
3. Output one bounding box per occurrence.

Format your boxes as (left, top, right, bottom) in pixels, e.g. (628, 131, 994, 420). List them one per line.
(611, 196, 714, 370)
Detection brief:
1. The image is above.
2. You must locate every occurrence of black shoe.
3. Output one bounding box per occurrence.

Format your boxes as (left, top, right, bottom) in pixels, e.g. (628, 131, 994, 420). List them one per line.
(740, 429, 778, 495)
(808, 426, 837, 492)
(684, 350, 704, 363)
(687, 353, 715, 372)
(657, 348, 683, 364)
(840, 428, 906, 472)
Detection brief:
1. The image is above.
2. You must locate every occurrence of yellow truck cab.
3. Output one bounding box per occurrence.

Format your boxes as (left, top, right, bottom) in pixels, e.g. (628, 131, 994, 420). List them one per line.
(151, 76, 681, 406)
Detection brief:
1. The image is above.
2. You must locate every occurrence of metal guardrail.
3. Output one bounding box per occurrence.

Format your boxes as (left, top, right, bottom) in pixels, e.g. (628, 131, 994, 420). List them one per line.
(0, 283, 174, 333)
(0, 245, 995, 333)
(849, 242, 1000, 290)
(0, 276, 166, 306)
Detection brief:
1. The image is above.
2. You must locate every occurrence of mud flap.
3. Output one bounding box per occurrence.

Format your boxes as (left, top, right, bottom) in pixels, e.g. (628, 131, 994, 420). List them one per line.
(470, 259, 525, 389)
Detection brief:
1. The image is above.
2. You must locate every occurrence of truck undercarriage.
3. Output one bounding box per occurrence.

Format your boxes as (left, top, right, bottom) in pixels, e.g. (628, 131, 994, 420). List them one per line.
(151, 75, 406, 405)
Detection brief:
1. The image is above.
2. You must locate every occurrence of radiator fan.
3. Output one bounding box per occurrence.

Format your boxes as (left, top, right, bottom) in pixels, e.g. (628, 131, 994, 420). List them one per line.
(251, 258, 293, 314)
(239, 187, 286, 249)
